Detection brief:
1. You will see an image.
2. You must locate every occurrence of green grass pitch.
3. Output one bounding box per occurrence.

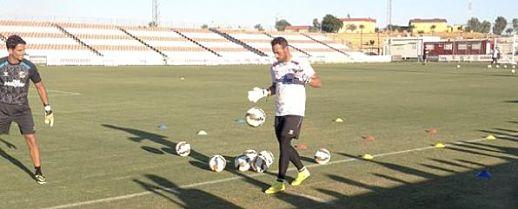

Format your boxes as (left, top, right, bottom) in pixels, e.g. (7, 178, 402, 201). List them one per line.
(0, 62, 517, 209)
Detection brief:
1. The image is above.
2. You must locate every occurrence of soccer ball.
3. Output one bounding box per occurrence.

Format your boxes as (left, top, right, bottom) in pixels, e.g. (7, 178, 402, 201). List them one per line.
(504, 65, 508, 69)
(234, 154, 251, 172)
(175, 141, 191, 157)
(456, 65, 461, 69)
(245, 107, 266, 127)
(243, 149, 258, 160)
(496, 65, 500, 68)
(258, 150, 274, 167)
(512, 69, 516, 74)
(209, 155, 226, 172)
(487, 65, 492, 69)
(314, 148, 331, 164)
(251, 155, 270, 173)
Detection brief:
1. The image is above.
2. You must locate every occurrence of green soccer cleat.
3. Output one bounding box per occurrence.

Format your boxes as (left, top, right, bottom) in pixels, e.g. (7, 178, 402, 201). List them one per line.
(264, 181, 286, 194)
(291, 168, 310, 186)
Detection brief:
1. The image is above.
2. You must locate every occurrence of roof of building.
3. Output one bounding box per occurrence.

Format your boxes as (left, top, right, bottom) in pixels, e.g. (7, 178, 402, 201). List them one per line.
(285, 25, 311, 30)
(409, 18, 448, 23)
(339, 18, 376, 23)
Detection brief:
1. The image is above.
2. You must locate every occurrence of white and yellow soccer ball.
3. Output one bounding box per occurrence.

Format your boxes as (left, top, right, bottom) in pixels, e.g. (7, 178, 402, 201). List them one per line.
(314, 148, 331, 164)
(209, 155, 226, 172)
(258, 150, 274, 167)
(245, 107, 266, 127)
(175, 141, 191, 157)
(234, 154, 251, 172)
(251, 155, 270, 173)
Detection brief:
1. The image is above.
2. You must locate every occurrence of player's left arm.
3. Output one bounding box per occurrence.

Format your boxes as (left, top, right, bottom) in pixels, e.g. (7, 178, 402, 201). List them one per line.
(307, 73, 322, 88)
(34, 82, 49, 106)
(29, 63, 54, 126)
(300, 61, 322, 88)
(35, 81, 54, 127)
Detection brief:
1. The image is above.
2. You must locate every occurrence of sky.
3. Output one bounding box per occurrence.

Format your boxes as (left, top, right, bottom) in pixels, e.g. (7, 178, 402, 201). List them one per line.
(0, 0, 516, 29)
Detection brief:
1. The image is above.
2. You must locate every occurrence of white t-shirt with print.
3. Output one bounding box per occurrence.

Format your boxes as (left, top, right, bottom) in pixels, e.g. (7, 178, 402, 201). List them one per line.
(270, 58, 315, 117)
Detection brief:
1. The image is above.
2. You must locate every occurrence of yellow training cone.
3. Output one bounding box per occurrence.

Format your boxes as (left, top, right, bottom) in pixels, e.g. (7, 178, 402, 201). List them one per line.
(485, 135, 496, 140)
(362, 154, 374, 160)
(434, 143, 445, 148)
(334, 118, 344, 123)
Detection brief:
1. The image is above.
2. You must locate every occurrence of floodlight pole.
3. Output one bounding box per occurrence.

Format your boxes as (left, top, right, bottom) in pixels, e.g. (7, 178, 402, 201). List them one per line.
(513, 34, 516, 64)
(152, 0, 159, 26)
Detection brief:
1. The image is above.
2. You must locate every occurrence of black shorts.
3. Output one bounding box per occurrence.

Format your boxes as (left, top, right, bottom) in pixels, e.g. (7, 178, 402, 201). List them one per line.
(0, 104, 35, 135)
(275, 115, 303, 139)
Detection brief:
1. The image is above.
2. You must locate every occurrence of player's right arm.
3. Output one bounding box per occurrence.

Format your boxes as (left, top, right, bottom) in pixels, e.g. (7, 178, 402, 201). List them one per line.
(267, 83, 276, 95)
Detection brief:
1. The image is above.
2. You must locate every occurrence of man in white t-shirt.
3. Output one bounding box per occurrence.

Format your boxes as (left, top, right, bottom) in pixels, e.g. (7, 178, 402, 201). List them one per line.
(248, 37, 322, 194)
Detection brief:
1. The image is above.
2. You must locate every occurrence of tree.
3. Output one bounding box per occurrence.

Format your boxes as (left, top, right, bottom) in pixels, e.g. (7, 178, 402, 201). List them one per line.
(312, 18, 321, 32)
(148, 21, 158, 27)
(480, 21, 491, 33)
(346, 24, 357, 32)
(465, 17, 481, 32)
(505, 28, 514, 35)
(430, 25, 436, 34)
(493, 16, 507, 35)
(275, 19, 291, 31)
(321, 14, 343, 33)
(254, 24, 264, 31)
(513, 18, 518, 34)
(201, 24, 208, 29)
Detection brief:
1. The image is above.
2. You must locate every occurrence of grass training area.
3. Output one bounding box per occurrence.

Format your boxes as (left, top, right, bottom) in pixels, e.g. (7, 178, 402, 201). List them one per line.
(0, 63, 517, 209)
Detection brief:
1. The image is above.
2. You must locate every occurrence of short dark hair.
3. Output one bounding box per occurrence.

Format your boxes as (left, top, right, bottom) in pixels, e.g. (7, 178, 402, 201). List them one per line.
(6, 35, 26, 49)
(271, 37, 288, 48)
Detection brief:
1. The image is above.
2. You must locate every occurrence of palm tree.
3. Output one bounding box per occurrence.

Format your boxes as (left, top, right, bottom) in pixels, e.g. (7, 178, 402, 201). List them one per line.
(430, 25, 437, 35)
(346, 24, 357, 32)
(359, 24, 365, 50)
(407, 24, 416, 36)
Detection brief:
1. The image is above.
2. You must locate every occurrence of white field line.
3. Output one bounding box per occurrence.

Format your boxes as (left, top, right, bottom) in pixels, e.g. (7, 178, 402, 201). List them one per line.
(47, 90, 82, 96)
(42, 137, 517, 209)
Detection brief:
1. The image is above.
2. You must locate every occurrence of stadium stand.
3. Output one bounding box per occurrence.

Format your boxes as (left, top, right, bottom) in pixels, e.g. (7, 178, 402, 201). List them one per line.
(0, 19, 97, 64)
(174, 28, 267, 64)
(58, 22, 165, 65)
(122, 26, 219, 64)
(0, 19, 390, 65)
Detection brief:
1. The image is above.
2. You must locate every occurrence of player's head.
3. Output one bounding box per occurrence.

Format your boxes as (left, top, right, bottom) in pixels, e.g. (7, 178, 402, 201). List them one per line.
(6, 35, 26, 61)
(271, 37, 290, 62)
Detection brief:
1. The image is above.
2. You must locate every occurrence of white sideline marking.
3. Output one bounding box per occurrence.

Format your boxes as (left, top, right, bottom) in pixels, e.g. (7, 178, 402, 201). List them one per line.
(47, 90, 82, 96)
(42, 137, 514, 209)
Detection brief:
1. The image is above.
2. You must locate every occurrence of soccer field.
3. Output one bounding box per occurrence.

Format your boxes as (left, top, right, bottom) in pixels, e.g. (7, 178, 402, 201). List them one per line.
(0, 63, 517, 209)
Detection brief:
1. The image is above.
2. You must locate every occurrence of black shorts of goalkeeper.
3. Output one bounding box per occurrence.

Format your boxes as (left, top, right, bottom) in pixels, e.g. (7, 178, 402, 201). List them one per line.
(0, 104, 35, 135)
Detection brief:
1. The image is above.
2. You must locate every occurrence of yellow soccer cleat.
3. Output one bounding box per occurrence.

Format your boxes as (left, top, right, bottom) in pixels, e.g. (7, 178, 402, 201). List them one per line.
(264, 181, 286, 194)
(291, 168, 310, 186)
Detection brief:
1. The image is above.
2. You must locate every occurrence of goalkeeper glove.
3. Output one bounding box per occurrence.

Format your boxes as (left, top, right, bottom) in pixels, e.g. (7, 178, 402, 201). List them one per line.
(44, 105, 54, 127)
(247, 87, 269, 103)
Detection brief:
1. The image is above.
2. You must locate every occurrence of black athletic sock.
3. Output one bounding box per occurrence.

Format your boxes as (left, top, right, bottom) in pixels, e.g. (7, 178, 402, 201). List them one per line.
(34, 166, 42, 175)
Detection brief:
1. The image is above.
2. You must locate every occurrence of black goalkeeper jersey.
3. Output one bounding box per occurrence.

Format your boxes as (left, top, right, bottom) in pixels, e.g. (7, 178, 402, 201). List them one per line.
(0, 57, 41, 106)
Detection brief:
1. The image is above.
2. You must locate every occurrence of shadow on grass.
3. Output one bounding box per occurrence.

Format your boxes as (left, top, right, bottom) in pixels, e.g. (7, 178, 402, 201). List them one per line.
(134, 126, 517, 209)
(102, 124, 273, 192)
(134, 174, 243, 209)
(319, 159, 517, 209)
(101, 124, 209, 163)
(504, 100, 518, 103)
(0, 138, 34, 180)
(317, 137, 518, 209)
